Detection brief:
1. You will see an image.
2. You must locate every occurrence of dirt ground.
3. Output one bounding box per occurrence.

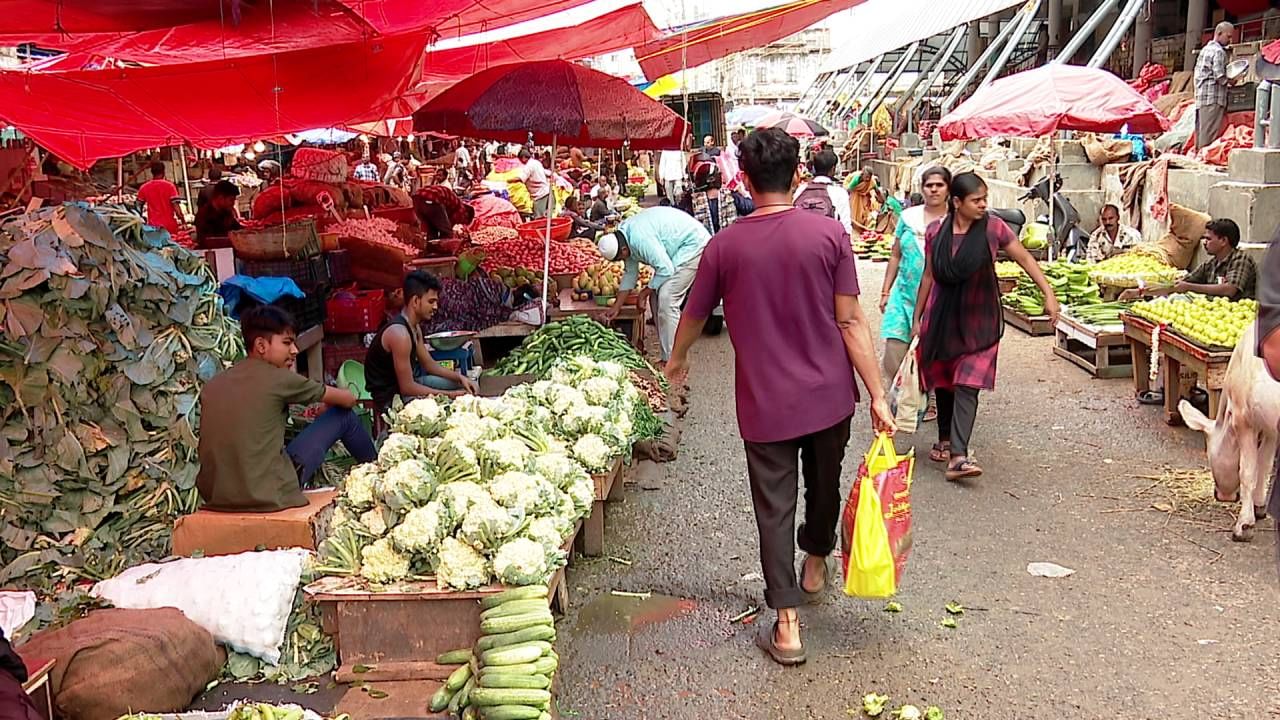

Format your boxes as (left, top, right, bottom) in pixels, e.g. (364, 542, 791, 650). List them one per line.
(553, 261, 1280, 720)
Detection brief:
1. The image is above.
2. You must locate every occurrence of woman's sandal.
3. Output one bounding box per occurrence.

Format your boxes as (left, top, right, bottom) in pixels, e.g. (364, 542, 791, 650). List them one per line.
(799, 554, 837, 604)
(929, 442, 951, 463)
(1137, 390, 1164, 405)
(945, 457, 983, 481)
(756, 618, 806, 666)
(922, 404, 938, 423)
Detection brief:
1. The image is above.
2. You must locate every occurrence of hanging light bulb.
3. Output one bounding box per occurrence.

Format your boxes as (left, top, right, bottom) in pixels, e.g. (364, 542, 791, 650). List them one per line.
(253, 140, 267, 153)
(244, 150, 257, 160)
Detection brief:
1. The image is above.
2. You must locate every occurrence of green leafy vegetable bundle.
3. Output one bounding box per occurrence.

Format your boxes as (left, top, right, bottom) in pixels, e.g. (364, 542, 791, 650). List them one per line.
(0, 204, 242, 592)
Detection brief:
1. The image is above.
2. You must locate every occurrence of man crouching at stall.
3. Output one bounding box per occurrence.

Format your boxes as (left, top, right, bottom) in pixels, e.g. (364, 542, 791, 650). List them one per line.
(365, 270, 478, 416)
(197, 305, 377, 512)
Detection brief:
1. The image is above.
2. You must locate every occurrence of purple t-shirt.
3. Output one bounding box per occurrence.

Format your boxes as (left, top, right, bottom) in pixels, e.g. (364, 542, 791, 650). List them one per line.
(685, 208, 860, 443)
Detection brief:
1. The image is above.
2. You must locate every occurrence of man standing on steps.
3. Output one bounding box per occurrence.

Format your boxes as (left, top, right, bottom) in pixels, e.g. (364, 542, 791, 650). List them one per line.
(663, 128, 895, 666)
(1194, 21, 1233, 150)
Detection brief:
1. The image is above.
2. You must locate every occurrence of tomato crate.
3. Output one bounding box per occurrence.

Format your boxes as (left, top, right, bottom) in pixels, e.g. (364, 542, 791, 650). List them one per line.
(325, 289, 387, 334)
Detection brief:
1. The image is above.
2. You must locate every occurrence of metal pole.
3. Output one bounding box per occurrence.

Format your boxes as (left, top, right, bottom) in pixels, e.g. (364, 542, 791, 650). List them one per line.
(1047, 0, 1063, 55)
(796, 72, 830, 115)
(866, 42, 921, 118)
(1184, 0, 1208, 72)
(979, 0, 1042, 89)
(942, 8, 1026, 113)
(1131, 0, 1153, 77)
(1255, 81, 1272, 148)
(898, 26, 967, 117)
(1088, 0, 1146, 68)
(1269, 88, 1280, 149)
(830, 56, 886, 128)
(805, 71, 842, 117)
(1053, 0, 1121, 64)
(813, 69, 855, 120)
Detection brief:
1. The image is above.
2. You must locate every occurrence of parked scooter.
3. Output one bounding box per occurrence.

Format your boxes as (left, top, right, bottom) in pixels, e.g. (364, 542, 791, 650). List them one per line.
(990, 173, 1088, 261)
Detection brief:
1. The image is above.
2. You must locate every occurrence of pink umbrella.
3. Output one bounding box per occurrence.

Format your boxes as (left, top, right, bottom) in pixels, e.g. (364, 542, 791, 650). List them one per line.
(753, 110, 828, 138)
(937, 64, 1170, 140)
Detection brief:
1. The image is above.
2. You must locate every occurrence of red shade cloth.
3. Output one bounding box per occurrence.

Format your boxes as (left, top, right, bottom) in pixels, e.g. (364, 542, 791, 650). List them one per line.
(633, 0, 868, 81)
(0, 33, 428, 169)
(937, 64, 1170, 140)
(0, 0, 232, 34)
(2, 0, 593, 63)
(412, 60, 686, 150)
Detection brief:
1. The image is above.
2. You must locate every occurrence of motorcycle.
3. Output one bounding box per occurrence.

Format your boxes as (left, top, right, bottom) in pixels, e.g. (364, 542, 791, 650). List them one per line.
(990, 173, 1089, 262)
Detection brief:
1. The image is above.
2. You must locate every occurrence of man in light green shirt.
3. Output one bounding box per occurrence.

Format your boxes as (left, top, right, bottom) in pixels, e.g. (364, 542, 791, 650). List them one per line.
(597, 206, 712, 361)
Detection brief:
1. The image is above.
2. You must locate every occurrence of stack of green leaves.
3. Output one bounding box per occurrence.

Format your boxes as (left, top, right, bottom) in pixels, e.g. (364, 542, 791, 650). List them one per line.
(0, 204, 243, 593)
(1001, 260, 1101, 316)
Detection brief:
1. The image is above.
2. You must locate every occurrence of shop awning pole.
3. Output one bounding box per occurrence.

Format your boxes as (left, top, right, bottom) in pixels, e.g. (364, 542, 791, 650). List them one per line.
(827, 55, 885, 129)
(897, 25, 968, 129)
(977, 0, 1042, 90)
(1087, 0, 1146, 68)
(541, 133, 558, 320)
(1052, 0, 1121, 65)
(178, 145, 193, 221)
(941, 5, 1027, 113)
(865, 41, 921, 119)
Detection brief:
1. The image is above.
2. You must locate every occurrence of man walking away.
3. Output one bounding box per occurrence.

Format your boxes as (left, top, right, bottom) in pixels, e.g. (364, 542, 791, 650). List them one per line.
(664, 128, 895, 665)
(794, 147, 853, 237)
(1194, 22, 1233, 150)
(518, 148, 552, 219)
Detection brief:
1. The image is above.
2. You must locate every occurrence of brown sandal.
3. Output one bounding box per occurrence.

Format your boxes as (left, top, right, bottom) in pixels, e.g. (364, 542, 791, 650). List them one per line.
(756, 619, 806, 666)
(929, 442, 951, 463)
(946, 457, 983, 481)
(800, 554, 837, 603)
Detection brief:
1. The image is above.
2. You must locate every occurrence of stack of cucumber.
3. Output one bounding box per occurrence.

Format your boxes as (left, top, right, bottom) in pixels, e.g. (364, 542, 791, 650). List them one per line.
(430, 585, 558, 719)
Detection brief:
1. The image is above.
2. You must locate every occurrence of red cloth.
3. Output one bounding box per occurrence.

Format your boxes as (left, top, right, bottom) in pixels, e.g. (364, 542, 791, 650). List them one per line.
(412, 60, 686, 150)
(684, 208, 859, 443)
(0, 0, 228, 34)
(0, 33, 428, 169)
(938, 64, 1170, 140)
(137, 178, 180, 233)
(918, 217, 1015, 392)
(634, 0, 869, 81)
(468, 193, 521, 230)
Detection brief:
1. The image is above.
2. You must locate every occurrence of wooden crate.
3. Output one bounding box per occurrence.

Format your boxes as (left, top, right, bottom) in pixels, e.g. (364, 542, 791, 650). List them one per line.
(1053, 315, 1132, 379)
(306, 527, 574, 683)
(1121, 313, 1232, 425)
(578, 457, 625, 558)
(1002, 305, 1055, 336)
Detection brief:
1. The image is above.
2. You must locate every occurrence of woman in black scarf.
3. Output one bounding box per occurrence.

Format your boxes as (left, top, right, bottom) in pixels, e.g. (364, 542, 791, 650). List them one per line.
(911, 172, 1059, 481)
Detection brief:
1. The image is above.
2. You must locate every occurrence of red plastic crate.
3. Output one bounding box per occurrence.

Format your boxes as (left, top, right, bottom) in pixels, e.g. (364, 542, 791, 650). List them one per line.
(325, 289, 387, 334)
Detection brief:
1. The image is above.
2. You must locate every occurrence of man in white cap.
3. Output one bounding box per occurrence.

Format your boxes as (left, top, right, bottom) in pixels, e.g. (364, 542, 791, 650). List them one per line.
(598, 206, 712, 363)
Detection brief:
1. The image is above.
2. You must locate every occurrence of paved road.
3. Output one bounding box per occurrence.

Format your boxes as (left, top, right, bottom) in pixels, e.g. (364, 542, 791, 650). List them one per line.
(556, 262, 1280, 720)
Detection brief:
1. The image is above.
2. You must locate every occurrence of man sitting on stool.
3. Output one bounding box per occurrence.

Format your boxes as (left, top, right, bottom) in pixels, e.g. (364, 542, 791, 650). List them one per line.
(365, 270, 479, 415)
(1121, 218, 1257, 301)
(197, 305, 377, 512)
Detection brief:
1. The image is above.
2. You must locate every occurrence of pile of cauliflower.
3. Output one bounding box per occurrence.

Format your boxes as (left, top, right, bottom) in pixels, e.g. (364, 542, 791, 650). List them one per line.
(319, 357, 641, 590)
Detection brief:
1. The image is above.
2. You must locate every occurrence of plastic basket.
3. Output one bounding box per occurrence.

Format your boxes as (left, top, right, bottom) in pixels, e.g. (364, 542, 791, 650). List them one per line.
(325, 249, 353, 287)
(325, 289, 387, 334)
(238, 254, 330, 291)
(273, 292, 326, 330)
(517, 217, 573, 243)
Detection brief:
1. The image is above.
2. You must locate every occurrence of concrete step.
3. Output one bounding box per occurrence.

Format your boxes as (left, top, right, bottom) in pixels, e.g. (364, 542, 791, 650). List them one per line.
(1209, 180, 1280, 244)
(1228, 148, 1280, 184)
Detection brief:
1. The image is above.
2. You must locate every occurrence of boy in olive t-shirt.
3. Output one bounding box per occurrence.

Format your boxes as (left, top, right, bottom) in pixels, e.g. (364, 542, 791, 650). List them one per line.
(196, 305, 376, 512)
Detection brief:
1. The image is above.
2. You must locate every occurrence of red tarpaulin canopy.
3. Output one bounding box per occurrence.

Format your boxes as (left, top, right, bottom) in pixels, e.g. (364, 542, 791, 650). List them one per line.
(633, 0, 868, 81)
(0, 0, 234, 34)
(937, 64, 1171, 140)
(412, 60, 685, 150)
(0, 33, 428, 169)
(0, 0, 594, 63)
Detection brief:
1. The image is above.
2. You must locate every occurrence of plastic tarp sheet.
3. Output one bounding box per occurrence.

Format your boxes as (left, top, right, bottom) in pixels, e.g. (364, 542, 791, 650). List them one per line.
(821, 0, 1024, 73)
(937, 64, 1171, 140)
(0, 0, 231, 34)
(0, 33, 428, 169)
(634, 0, 868, 81)
(2, 0, 593, 63)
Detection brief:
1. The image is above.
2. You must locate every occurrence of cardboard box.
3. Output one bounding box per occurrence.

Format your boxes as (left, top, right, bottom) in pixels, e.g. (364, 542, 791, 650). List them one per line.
(478, 373, 536, 397)
(172, 489, 338, 557)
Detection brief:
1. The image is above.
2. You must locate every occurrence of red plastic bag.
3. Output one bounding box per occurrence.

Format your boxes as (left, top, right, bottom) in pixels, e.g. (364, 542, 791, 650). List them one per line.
(840, 433, 914, 596)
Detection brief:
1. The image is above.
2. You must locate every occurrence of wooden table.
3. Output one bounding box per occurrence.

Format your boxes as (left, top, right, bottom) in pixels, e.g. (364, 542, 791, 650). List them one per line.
(1121, 313, 1232, 425)
(1002, 305, 1055, 336)
(556, 288, 647, 350)
(579, 456, 625, 557)
(23, 657, 54, 720)
(1053, 314, 1132, 379)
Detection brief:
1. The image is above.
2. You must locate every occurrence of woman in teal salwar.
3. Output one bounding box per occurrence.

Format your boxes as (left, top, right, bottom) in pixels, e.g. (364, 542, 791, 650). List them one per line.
(879, 166, 950, 403)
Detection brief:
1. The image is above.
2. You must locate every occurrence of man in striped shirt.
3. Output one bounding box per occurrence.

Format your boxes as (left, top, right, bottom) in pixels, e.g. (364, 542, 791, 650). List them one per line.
(1194, 21, 1233, 150)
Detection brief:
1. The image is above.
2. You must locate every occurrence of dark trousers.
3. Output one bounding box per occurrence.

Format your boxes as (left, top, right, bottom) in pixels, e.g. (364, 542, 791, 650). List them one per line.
(287, 407, 376, 486)
(743, 415, 852, 609)
(936, 386, 980, 457)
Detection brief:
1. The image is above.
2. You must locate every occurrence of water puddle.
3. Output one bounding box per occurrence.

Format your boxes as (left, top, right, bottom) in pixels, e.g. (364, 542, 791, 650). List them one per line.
(575, 593, 697, 635)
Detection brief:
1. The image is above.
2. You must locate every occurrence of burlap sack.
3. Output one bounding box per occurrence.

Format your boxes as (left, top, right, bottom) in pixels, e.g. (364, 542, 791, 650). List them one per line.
(20, 608, 224, 720)
(1157, 202, 1210, 269)
(1081, 134, 1133, 165)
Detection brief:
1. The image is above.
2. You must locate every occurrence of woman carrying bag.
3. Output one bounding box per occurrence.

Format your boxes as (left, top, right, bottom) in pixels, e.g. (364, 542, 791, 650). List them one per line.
(880, 166, 951, 416)
(911, 172, 1059, 480)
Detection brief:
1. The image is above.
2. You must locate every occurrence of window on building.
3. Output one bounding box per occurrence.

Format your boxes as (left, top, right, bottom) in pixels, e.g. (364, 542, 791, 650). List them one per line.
(756, 64, 769, 84)
(785, 60, 798, 84)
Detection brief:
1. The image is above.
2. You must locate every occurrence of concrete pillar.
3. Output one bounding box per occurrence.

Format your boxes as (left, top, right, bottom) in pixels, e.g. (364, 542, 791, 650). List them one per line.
(1185, 0, 1208, 72)
(1132, 4, 1152, 78)
(1048, 0, 1063, 55)
(967, 20, 983, 68)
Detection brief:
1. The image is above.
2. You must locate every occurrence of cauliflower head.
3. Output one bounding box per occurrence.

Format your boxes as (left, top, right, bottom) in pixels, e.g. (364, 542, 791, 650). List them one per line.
(359, 537, 410, 584)
(443, 412, 503, 449)
(436, 481, 491, 520)
(358, 506, 391, 537)
(492, 537, 552, 586)
(342, 463, 380, 510)
(390, 500, 450, 554)
(479, 437, 532, 476)
(579, 376, 620, 406)
(378, 433, 422, 466)
(523, 516, 567, 556)
(458, 496, 521, 551)
(532, 452, 590, 490)
(561, 404, 610, 436)
(436, 536, 491, 590)
(378, 458, 437, 510)
(489, 471, 557, 515)
(572, 434, 613, 472)
(391, 396, 448, 437)
(567, 476, 595, 517)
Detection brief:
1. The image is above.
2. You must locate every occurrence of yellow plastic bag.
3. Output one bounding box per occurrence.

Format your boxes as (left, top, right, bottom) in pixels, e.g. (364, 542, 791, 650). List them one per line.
(842, 433, 913, 599)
